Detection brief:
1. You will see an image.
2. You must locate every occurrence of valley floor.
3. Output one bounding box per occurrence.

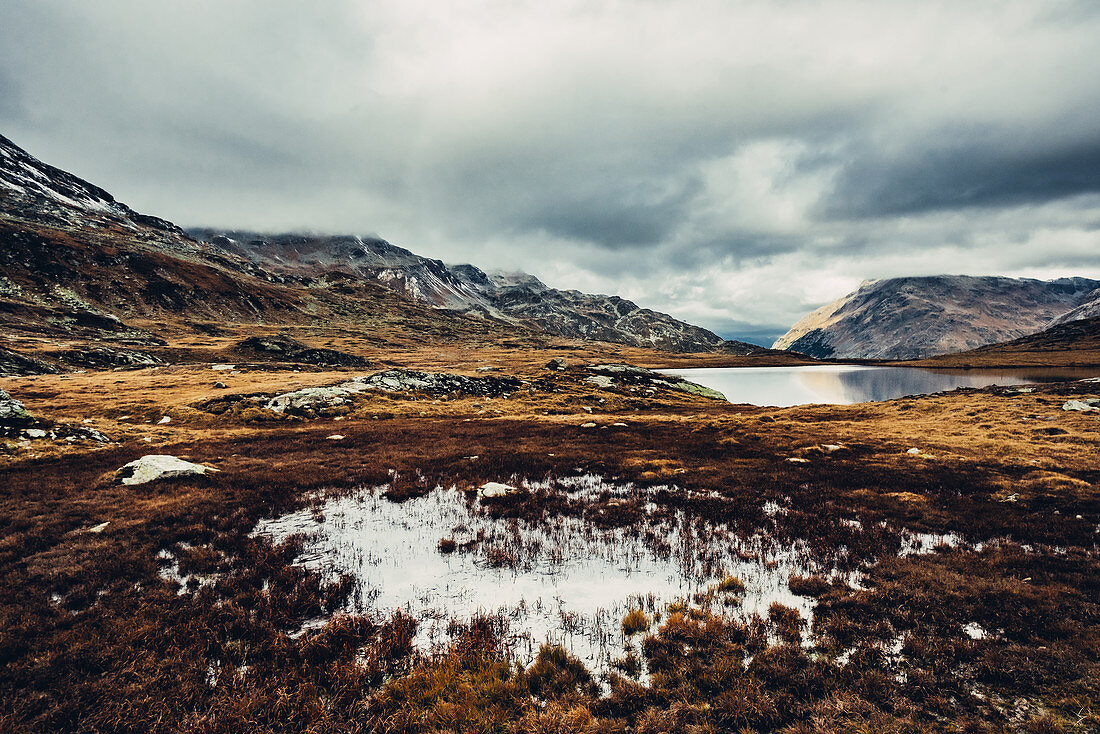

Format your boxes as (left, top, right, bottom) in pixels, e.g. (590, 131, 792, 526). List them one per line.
(0, 333, 1097, 733)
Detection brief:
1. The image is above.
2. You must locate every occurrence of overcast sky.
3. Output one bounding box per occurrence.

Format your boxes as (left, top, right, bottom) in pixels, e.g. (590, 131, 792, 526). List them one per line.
(3, 1, 1100, 343)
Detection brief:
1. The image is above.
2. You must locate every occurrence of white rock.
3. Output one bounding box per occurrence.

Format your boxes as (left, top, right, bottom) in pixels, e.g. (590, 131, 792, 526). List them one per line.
(326, 434, 345, 440)
(786, 457, 810, 463)
(612, 422, 628, 427)
(267, 385, 361, 413)
(580, 422, 597, 429)
(158, 416, 171, 424)
(23, 428, 47, 439)
(117, 455, 216, 485)
(821, 444, 845, 453)
(478, 481, 514, 498)
(87, 521, 110, 533)
(585, 375, 615, 389)
(1062, 399, 1100, 412)
(211, 364, 236, 371)
(906, 448, 922, 455)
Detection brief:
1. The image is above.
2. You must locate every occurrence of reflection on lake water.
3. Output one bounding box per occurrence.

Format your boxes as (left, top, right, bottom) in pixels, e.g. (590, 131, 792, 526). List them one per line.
(660, 365, 1100, 407)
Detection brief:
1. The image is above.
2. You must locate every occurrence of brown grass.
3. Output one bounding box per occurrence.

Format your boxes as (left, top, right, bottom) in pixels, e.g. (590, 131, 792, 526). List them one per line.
(0, 336, 1097, 732)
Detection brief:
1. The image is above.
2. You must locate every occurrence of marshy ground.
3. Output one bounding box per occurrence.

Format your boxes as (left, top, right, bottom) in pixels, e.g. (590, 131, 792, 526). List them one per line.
(0, 333, 1097, 733)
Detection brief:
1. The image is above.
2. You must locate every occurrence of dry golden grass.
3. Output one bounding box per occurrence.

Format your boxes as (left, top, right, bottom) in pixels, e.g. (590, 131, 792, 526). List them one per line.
(0, 330, 1097, 733)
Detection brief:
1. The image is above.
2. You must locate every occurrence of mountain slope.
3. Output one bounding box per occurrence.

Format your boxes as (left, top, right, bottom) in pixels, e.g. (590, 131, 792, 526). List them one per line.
(774, 276, 1100, 360)
(1049, 287, 1100, 326)
(190, 229, 759, 354)
(0, 135, 523, 345)
(901, 315, 1100, 368)
(1, 133, 752, 354)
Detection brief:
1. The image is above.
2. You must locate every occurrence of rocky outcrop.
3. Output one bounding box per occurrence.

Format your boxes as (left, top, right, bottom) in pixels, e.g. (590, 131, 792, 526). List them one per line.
(774, 276, 1100, 360)
(56, 347, 163, 369)
(0, 346, 60, 375)
(235, 336, 369, 367)
(357, 369, 522, 397)
(0, 388, 32, 427)
(266, 386, 361, 415)
(584, 364, 727, 401)
(261, 369, 524, 416)
(116, 455, 216, 485)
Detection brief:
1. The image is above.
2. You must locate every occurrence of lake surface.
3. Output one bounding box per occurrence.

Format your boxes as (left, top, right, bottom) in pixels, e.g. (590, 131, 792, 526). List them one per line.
(661, 365, 1099, 407)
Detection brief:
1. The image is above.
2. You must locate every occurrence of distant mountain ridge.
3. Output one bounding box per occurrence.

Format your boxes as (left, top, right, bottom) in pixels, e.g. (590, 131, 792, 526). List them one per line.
(189, 229, 759, 354)
(774, 275, 1100, 360)
(0, 132, 752, 353)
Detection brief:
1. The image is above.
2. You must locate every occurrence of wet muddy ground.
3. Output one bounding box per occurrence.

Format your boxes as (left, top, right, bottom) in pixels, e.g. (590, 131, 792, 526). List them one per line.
(1, 358, 1097, 733)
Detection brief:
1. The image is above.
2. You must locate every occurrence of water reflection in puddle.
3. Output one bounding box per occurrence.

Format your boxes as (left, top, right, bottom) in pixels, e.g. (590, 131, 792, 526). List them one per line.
(253, 478, 829, 673)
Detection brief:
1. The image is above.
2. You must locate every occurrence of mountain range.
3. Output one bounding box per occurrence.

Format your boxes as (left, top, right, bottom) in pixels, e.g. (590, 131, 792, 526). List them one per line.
(2, 131, 1098, 364)
(0, 133, 756, 355)
(773, 276, 1100, 360)
(187, 229, 752, 353)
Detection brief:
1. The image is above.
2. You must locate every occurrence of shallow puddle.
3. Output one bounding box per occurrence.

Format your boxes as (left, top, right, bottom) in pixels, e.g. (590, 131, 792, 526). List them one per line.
(253, 478, 832, 673)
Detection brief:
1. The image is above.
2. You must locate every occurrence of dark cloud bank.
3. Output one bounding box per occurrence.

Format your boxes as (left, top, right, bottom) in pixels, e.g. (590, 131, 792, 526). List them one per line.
(2, 0, 1099, 338)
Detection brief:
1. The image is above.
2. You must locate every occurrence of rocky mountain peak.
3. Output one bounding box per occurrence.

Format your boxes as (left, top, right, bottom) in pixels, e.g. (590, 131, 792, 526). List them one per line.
(774, 274, 1100, 359)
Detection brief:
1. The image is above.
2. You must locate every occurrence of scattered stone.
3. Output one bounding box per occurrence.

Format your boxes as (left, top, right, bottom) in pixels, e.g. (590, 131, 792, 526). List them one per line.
(326, 434, 345, 440)
(545, 358, 567, 370)
(476, 366, 499, 372)
(580, 422, 598, 429)
(906, 448, 922, 455)
(211, 364, 236, 371)
(478, 481, 515, 498)
(158, 416, 171, 424)
(786, 457, 810, 463)
(213, 381, 227, 389)
(1062, 399, 1100, 412)
(0, 388, 33, 426)
(116, 455, 216, 485)
(23, 428, 47, 439)
(612, 422, 628, 427)
(1000, 493, 1019, 503)
(821, 444, 846, 453)
(87, 521, 110, 533)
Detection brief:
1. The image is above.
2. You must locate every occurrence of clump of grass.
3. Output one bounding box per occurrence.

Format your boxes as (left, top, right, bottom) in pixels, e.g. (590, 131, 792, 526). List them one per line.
(437, 537, 457, 553)
(768, 602, 806, 644)
(526, 643, 597, 700)
(788, 573, 832, 597)
(717, 575, 745, 594)
(621, 608, 650, 636)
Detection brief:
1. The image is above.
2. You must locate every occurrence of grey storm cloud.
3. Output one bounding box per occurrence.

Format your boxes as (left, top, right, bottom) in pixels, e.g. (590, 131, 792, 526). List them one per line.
(2, 0, 1100, 340)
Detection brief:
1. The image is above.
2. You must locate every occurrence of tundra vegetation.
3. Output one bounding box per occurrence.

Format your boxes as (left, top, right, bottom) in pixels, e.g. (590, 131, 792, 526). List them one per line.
(0, 334, 1097, 734)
